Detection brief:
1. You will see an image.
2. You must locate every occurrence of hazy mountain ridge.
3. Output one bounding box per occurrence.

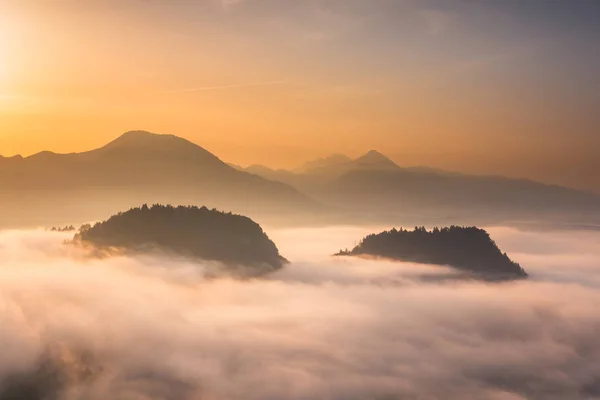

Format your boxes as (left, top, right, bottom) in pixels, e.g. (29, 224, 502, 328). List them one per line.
(0, 154, 24, 165)
(240, 150, 469, 182)
(238, 149, 405, 189)
(245, 165, 297, 183)
(241, 150, 600, 221)
(2, 132, 599, 228)
(0, 131, 319, 228)
(328, 168, 600, 210)
(353, 150, 399, 171)
(293, 153, 353, 174)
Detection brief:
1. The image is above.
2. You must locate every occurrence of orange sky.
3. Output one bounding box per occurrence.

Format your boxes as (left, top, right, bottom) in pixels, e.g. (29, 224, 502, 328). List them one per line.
(1, 1, 599, 191)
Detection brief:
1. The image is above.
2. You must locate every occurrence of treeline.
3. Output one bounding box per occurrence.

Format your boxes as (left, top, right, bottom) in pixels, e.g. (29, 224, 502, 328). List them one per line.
(49, 225, 76, 232)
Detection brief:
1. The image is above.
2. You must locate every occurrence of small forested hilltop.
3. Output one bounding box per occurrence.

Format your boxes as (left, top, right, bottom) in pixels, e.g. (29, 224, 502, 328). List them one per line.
(337, 226, 527, 280)
(75, 204, 287, 274)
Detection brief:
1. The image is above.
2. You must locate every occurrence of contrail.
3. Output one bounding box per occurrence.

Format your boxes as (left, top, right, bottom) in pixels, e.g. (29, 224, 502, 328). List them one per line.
(163, 80, 287, 94)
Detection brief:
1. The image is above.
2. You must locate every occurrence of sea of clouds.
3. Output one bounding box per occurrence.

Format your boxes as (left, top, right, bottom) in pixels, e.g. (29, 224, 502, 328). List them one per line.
(1, 225, 600, 400)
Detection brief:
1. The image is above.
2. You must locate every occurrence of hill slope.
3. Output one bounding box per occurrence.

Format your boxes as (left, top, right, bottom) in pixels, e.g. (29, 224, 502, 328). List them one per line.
(0, 131, 318, 227)
(76, 204, 287, 275)
(243, 151, 600, 223)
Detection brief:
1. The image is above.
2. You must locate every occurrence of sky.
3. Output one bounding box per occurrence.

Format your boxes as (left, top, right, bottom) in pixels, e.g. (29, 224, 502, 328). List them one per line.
(1, 0, 599, 191)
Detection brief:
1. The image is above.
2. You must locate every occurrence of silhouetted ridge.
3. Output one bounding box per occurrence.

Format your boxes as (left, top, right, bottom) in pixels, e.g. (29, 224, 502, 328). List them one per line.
(26, 151, 61, 161)
(0, 154, 23, 162)
(92, 130, 226, 165)
(337, 226, 527, 280)
(294, 153, 353, 173)
(0, 130, 319, 228)
(75, 205, 287, 276)
(353, 150, 399, 170)
(103, 130, 193, 149)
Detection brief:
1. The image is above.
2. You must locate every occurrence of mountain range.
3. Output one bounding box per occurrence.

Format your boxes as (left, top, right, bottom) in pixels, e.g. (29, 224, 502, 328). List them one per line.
(0, 131, 317, 227)
(239, 147, 600, 225)
(1, 130, 599, 228)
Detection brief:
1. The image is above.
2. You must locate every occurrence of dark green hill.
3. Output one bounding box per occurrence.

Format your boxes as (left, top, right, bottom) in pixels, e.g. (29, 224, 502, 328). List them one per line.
(337, 226, 527, 280)
(75, 205, 287, 276)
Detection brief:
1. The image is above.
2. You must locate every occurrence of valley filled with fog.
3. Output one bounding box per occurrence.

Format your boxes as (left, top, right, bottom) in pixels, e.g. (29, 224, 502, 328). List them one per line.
(1, 225, 599, 400)
(4, 1, 600, 398)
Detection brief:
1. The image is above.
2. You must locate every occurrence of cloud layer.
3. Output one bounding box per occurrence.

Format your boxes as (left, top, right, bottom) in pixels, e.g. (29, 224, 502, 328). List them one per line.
(1, 226, 600, 399)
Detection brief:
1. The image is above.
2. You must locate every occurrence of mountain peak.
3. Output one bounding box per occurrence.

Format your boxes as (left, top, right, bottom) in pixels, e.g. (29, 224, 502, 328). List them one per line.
(354, 150, 398, 169)
(26, 151, 59, 162)
(101, 130, 204, 152)
(362, 149, 388, 159)
(0, 154, 28, 165)
(107, 131, 177, 147)
(120, 130, 177, 139)
(120, 130, 157, 138)
(90, 131, 228, 168)
(0, 154, 23, 161)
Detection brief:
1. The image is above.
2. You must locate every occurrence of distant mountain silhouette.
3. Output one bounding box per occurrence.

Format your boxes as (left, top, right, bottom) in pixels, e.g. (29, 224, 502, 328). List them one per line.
(75, 204, 287, 276)
(293, 153, 353, 174)
(353, 150, 399, 170)
(242, 150, 600, 222)
(0, 154, 24, 166)
(0, 131, 319, 227)
(299, 150, 398, 176)
(244, 150, 397, 181)
(245, 165, 297, 183)
(85, 131, 228, 168)
(2, 134, 599, 228)
(241, 150, 403, 189)
(325, 168, 600, 215)
(337, 226, 528, 280)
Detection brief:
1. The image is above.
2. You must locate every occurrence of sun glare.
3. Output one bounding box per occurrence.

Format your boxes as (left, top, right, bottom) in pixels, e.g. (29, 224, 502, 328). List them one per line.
(0, 21, 10, 83)
(0, 13, 17, 106)
(0, 45, 7, 83)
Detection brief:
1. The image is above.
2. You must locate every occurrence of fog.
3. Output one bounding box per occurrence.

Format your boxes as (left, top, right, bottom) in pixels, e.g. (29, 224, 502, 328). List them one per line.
(1, 226, 600, 400)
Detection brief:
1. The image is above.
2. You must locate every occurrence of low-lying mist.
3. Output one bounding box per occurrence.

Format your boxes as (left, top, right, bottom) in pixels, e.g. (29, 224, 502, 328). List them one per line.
(1, 226, 600, 400)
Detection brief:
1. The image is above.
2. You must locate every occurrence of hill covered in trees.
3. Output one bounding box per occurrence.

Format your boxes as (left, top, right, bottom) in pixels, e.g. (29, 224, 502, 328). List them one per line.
(337, 226, 527, 280)
(75, 205, 287, 276)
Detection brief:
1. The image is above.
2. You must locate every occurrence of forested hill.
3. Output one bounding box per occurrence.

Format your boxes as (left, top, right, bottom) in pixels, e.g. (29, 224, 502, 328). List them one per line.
(75, 204, 287, 275)
(337, 226, 527, 280)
